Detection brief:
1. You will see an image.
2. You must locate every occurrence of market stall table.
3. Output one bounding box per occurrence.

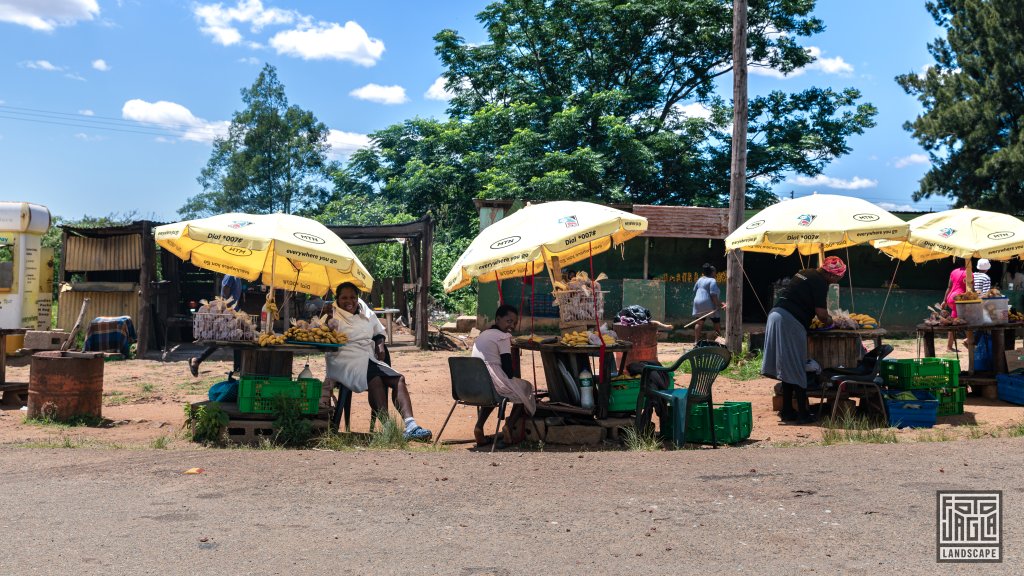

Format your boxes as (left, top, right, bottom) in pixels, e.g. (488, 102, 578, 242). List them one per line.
(807, 328, 887, 370)
(194, 340, 331, 378)
(916, 323, 1020, 375)
(512, 338, 632, 419)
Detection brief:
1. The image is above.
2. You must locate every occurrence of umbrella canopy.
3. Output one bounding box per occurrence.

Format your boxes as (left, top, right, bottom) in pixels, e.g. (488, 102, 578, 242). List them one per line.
(155, 212, 373, 296)
(724, 194, 909, 256)
(443, 201, 648, 292)
(873, 208, 1024, 263)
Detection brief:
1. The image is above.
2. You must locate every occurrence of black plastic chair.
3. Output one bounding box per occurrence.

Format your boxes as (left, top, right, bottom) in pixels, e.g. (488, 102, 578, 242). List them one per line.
(817, 344, 894, 420)
(434, 357, 508, 452)
(635, 345, 732, 447)
(329, 342, 393, 434)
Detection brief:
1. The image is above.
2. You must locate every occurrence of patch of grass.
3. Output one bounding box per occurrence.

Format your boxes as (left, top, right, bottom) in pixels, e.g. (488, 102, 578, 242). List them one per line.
(621, 425, 661, 451)
(368, 412, 408, 449)
(183, 402, 228, 445)
(821, 413, 898, 446)
(314, 432, 362, 451)
(967, 425, 986, 440)
(150, 436, 171, 449)
(1007, 422, 1024, 438)
(271, 397, 313, 447)
(14, 436, 124, 449)
(722, 349, 765, 381)
(23, 413, 104, 429)
(916, 428, 954, 442)
(103, 391, 131, 406)
(139, 382, 155, 393)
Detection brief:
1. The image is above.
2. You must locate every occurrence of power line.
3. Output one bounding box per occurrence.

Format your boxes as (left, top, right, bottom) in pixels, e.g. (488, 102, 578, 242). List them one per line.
(0, 104, 224, 140)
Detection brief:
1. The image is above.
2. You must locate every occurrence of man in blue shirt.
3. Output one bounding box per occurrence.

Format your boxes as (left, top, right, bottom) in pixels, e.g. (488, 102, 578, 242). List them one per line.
(188, 275, 243, 376)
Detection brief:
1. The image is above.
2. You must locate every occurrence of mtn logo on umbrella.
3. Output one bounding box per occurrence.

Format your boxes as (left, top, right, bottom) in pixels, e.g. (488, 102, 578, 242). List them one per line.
(797, 214, 816, 227)
(989, 231, 1015, 240)
(490, 236, 521, 250)
(227, 220, 253, 229)
(222, 245, 252, 257)
(853, 213, 880, 222)
(558, 215, 579, 228)
(293, 232, 325, 244)
(939, 227, 956, 238)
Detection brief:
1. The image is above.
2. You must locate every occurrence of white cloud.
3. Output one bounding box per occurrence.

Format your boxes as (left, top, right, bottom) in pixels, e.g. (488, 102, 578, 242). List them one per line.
(74, 132, 104, 141)
(326, 129, 371, 159)
(78, 109, 94, 116)
(786, 174, 877, 190)
(65, 72, 86, 81)
(270, 21, 384, 66)
(878, 202, 914, 212)
(239, 56, 262, 65)
(121, 99, 229, 143)
(0, 0, 99, 31)
(91, 58, 109, 71)
(425, 77, 453, 101)
(750, 45, 853, 79)
(349, 83, 407, 105)
(675, 102, 712, 120)
(193, 0, 300, 46)
(894, 153, 929, 168)
(23, 60, 62, 72)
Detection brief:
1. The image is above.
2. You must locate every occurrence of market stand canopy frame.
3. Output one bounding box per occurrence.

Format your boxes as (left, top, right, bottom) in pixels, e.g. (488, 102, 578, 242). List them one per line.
(155, 212, 373, 296)
(443, 200, 648, 292)
(724, 194, 909, 256)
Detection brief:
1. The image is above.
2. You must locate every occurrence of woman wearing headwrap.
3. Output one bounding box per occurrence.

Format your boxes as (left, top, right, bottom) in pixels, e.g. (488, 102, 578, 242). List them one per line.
(761, 256, 847, 424)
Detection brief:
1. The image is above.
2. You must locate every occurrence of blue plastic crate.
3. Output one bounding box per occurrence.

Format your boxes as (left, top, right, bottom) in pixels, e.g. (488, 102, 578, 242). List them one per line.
(996, 373, 1024, 406)
(882, 389, 938, 429)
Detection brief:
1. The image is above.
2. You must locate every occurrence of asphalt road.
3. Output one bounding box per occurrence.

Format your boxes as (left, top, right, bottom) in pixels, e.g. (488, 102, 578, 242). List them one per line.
(0, 439, 1021, 575)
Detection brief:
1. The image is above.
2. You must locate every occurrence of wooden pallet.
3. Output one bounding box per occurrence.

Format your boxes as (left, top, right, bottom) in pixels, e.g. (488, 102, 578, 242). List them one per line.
(225, 417, 330, 445)
(962, 376, 999, 400)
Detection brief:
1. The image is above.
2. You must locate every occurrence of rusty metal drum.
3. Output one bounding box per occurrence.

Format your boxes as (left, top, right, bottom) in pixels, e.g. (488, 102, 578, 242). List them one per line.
(28, 351, 104, 420)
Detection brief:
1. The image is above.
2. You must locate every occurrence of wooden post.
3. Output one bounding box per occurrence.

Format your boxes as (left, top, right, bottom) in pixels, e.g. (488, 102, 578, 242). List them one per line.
(138, 222, 154, 356)
(417, 217, 433, 350)
(725, 0, 748, 355)
(382, 278, 394, 309)
(643, 239, 649, 280)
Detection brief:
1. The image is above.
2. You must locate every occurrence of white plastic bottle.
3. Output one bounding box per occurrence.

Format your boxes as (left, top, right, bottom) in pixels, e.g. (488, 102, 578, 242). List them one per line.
(298, 363, 313, 381)
(579, 368, 594, 409)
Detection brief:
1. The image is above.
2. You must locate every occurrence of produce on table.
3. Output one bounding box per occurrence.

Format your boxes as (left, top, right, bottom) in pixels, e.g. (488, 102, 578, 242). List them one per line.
(809, 310, 876, 330)
(954, 291, 980, 301)
(193, 296, 257, 341)
(559, 330, 616, 347)
(552, 271, 608, 323)
(1009, 309, 1024, 323)
(258, 332, 287, 346)
(284, 315, 349, 344)
(923, 303, 966, 326)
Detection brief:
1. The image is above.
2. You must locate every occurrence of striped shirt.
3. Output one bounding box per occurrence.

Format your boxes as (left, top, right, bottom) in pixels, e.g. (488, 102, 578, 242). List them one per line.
(973, 272, 991, 294)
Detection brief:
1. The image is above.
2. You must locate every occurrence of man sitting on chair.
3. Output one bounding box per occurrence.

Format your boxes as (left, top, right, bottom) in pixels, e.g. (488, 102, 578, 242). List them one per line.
(325, 282, 431, 441)
(470, 305, 536, 446)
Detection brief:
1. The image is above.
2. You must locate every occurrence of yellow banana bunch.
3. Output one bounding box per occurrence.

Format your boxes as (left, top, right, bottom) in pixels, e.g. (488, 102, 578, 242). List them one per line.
(849, 313, 879, 329)
(258, 332, 286, 346)
(810, 317, 827, 329)
(560, 330, 591, 346)
(284, 325, 349, 344)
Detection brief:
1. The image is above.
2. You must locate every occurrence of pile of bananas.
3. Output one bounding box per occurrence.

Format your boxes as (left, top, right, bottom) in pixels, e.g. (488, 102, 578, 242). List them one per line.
(1010, 309, 1024, 323)
(809, 317, 827, 329)
(849, 313, 879, 329)
(559, 330, 616, 347)
(284, 325, 348, 344)
(257, 332, 287, 346)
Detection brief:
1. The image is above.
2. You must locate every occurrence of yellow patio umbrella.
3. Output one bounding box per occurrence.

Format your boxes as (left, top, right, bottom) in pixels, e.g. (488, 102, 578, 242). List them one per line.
(443, 200, 648, 292)
(724, 193, 909, 257)
(873, 208, 1024, 263)
(155, 212, 373, 296)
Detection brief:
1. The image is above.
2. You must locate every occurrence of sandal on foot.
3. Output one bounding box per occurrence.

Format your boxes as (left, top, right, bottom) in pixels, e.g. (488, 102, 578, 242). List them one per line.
(474, 428, 493, 447)
(404, 425, 432, 442)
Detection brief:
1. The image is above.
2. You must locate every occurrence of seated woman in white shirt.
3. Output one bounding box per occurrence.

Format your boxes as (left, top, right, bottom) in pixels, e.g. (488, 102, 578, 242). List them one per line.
(325, 282, 431, 441)
(470, 305, 536, 446)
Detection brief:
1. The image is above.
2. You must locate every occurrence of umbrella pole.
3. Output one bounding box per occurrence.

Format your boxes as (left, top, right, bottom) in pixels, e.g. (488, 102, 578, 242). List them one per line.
(966, 258, 974, 293)
(818, 245, 825, 267)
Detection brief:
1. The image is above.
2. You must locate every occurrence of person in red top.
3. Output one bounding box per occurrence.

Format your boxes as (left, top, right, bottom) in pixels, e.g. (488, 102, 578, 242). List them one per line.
(940, 261, 968, 352)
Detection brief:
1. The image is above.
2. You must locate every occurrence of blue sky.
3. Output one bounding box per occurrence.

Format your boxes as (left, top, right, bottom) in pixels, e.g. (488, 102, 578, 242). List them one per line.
(0, 0, 948, 223)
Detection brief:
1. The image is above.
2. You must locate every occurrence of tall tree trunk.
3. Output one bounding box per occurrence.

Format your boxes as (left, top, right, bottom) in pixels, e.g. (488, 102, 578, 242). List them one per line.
(726, 0, 748, 354)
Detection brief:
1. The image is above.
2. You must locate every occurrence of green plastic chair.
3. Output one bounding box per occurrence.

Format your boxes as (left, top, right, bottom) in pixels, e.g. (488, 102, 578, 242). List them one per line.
(635, 345, 732, 447)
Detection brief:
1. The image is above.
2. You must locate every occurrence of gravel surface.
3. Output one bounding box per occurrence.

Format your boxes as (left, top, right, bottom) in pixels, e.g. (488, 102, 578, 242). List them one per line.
(1, 439, 1021, 575)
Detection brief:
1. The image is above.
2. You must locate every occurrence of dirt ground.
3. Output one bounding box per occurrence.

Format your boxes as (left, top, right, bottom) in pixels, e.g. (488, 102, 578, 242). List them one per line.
(1, 332, 1022, 449)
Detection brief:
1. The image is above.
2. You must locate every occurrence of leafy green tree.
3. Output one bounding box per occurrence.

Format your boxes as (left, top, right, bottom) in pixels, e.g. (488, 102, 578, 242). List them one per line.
(897, 0, 1024, 211)
(183, 64, 336, 217)
(345, 0, 876, 231)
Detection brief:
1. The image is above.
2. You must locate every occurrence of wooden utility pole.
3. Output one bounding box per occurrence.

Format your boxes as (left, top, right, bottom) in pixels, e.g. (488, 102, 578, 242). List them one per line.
(725, 0, 748, 354)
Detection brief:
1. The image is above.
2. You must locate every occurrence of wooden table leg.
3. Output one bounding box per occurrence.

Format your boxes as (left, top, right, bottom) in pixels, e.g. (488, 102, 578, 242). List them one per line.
(921, 330, 935, 358)
(993, 328, 1007, 373)
(966, 330, 975, 375)
(0, 334, 6, 385)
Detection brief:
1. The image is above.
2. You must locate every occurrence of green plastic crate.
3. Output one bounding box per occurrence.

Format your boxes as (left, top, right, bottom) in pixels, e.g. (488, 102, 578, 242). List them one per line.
(607, 372, 675, 413)
(935, 386, 966, 417)
(238, 376, 321, 415)
(881, 358, 960, 389)
(684, 401, 752, 445)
